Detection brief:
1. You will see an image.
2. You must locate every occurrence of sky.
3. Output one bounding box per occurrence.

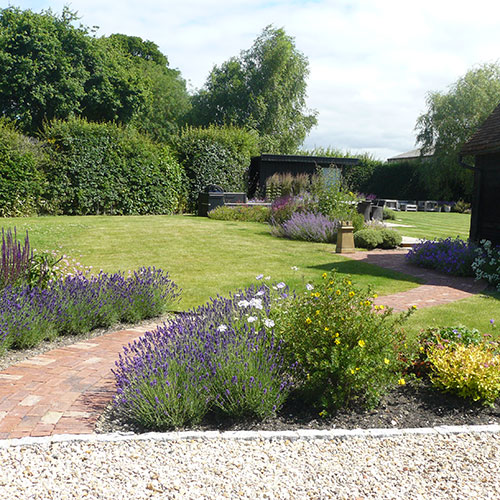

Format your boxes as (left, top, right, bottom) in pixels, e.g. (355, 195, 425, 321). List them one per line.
(5, 0, 500, 160)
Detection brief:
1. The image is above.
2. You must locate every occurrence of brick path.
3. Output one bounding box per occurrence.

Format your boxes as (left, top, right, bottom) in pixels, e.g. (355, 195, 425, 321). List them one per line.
(0, 250, 489, 439)
(342, 249, 487, 311)
(0, 326, 153, 440)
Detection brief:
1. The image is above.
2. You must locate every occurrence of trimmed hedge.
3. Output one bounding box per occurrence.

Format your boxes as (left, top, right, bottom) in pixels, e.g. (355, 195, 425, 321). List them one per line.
(358, 160, 430, 200)
(43, 118, 184, 215)
(173, 125, 259, 210)
(0, 120, 49, 216)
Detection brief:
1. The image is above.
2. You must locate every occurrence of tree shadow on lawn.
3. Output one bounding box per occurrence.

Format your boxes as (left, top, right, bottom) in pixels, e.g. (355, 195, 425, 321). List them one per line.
(307, 259, 423, 286)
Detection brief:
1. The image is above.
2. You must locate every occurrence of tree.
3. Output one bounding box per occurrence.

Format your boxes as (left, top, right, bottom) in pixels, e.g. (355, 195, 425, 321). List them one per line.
(190, 26, 318, 153)
(0, 8, 190, 139)
(0, 7, 92, 133)
(415, 63, 500, 200)
(105, 34, 191, 142)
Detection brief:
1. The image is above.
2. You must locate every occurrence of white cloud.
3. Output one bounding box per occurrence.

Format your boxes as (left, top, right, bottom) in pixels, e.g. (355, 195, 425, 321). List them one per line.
(8, 0, 500, 160)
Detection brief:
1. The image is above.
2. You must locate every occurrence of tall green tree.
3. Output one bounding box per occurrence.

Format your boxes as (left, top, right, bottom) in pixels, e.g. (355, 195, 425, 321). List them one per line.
(106, 34, 191, 142)
(190, 26, 317, 153)
(0, 7, 189, 139)
(415, 63, 500, 200)
(0, 7, 92, 133)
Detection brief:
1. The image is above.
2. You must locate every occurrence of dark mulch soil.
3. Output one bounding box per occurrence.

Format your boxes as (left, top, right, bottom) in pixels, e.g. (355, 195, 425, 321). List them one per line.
(96, 378, 500, 435)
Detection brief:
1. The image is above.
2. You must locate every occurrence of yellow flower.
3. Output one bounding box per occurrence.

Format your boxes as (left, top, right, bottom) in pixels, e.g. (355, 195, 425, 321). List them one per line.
(305, 317, 312, 324)
(359, 301, 364, 306)
(334, 338, 340, 345)
(373, 293, 378, 298)
(398, 378, 406, 386)
(374, 305, 380, 310)
(335, 332, 339, 337)
(347, 280, 352, 285)
(314, 292, 321, 298)
(322, 272, 327, 279)
(324, 327, 329, 332)
(384, 358, 390, 365)
(329, 281, 334, 285)
(319, 410, 327, 417)
(379, 305, 384, 310)
(315, 310, 320, 315)
(336, 289, 341, 295)
(364, 300, 371, 306)
(349, 291, 355, 298)
(412, 305, 418, 310)
(358, 339, 366, 348)
(350, 369, 355, 374)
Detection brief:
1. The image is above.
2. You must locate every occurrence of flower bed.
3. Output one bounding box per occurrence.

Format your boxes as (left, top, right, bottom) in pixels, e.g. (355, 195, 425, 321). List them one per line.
(113, 282, 292, 429)
(112, 271, 420, 429)
(405, 237, 477, 276)
(0, 268, 180, 352)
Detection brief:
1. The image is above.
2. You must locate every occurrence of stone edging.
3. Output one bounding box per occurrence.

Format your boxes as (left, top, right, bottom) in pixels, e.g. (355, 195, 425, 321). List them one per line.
(1, 424, 499, 448)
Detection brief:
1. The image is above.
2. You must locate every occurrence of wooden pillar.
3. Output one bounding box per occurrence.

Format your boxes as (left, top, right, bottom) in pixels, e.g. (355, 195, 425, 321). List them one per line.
(336, 221, 355, 253)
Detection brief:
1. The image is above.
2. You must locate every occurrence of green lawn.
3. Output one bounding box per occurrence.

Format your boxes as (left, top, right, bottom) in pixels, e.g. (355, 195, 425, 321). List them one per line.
(390, 211, 470, 240)
(404, 290, 500, 339)
(1, 215, 420, 309)
(2, 214, 497, 336)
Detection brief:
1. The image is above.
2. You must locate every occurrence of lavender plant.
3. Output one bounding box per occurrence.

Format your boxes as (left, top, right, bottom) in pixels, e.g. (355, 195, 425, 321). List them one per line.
(405, 237, 476, 276)
(271, 211, 338, 243)
(0, 267, 180, 352)
(113, 283, 292, 429)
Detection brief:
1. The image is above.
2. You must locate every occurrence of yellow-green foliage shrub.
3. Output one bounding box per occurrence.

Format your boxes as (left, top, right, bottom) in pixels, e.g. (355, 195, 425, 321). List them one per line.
(427, 342, 500, 406)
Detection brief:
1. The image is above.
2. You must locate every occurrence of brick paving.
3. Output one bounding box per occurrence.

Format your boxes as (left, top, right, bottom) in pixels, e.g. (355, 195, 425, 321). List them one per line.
(0, 325, 156, 440)
(342, 249, 488, 311)
(0, 250, 490, 439)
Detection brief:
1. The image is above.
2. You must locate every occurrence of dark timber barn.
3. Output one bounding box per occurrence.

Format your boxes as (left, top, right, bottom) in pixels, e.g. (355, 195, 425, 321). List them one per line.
(248, 154, 359, 198)
(460, 103, 500, 245)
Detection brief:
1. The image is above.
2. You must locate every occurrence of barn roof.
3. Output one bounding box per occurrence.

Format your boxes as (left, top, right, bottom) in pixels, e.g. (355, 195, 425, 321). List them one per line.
(252, 154, 359, 166)
(460, 102, 500, 155)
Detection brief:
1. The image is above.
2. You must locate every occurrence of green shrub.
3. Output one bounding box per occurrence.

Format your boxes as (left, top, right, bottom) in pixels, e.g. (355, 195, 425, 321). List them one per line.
(419, 325, 483, 349)
(272, 272, 413, 410)
(43, 118, 184, 215)
(208, 205, 270, 223)
(0, 120, 49, 216)
(427, 342, 500, 406)
(383, 208, 396, 220)
(379, 228, 402, 249)
(173, 125, 259, 210)
(452, 199, 471, 214)
(310, 172, 361, 222)
(352, 213, 365, 233)
(354, 229, 383, 250)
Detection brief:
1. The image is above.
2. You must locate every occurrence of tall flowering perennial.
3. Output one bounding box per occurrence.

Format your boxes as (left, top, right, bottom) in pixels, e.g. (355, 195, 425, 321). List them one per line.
(472, 239, 500, 291)
(113, 283, 293, 429)
(0, 267, 180, 353)
(0, 228, 32, 289)
(271, 271, 415, 410)
(405, 237, 476, 276)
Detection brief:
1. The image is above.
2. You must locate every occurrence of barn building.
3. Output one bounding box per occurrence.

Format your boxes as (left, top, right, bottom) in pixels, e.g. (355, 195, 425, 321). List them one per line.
(460, 103, 500, 245)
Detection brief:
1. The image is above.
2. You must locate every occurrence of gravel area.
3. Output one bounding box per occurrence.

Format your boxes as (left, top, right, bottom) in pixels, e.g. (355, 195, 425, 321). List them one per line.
(2, 317, 499, 498)
(0, 431, 499, 499)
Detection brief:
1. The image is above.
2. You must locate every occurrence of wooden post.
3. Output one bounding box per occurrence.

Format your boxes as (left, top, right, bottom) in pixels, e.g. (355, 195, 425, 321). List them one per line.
(336, 221, 355, 253)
